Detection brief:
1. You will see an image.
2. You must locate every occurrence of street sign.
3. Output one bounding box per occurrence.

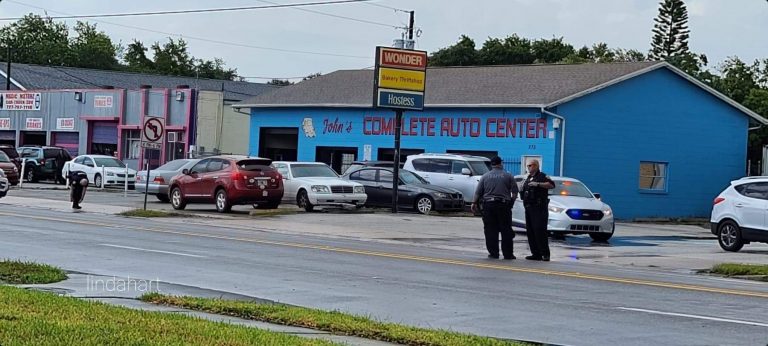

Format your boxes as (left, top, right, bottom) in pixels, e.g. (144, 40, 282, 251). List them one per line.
(142, 117, 165, 144)
(373, 46, 427, 111)
(140, 141, 162, 150)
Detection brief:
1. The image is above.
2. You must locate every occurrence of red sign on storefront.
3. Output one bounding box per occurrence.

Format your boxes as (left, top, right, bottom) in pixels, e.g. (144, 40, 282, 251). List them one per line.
(378, 47, 428, 70)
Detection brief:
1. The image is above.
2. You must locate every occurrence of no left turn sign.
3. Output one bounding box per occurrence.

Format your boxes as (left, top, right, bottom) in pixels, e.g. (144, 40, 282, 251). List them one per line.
(143, 117, 165, 143)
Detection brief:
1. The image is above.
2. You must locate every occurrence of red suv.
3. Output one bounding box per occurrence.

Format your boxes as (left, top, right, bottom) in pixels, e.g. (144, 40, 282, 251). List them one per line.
(168, 156, 284, 213)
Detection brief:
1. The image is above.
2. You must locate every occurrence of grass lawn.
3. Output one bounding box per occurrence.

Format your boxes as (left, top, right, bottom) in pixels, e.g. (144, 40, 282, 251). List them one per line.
(118, 209, 186, 218)
(0, 260, 67, 285)
(0, 286, 336, 346)
(710, 263, 768, 279)
(141, 293, 532, 346)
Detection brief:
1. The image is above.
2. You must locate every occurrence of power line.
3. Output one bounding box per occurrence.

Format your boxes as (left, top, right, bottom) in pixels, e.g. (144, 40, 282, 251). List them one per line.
(255, 0, 404, 29)
(362, 2, 410, 13)
(4, 0, 373, 59)
(0, 0, 375, 21)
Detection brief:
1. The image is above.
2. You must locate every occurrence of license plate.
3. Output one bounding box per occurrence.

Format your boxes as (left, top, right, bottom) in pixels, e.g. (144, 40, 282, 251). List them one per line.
(262, 191, 268, 197)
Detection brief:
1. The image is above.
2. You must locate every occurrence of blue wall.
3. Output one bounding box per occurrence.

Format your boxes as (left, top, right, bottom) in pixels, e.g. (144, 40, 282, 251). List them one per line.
(249, 108, 557, 174)
(559, 68, 749, 219)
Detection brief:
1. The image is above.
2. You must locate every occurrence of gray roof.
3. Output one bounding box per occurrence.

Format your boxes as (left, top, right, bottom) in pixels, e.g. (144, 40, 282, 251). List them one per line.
(235, 61, 663, 107)
(0, 62, 276, 101)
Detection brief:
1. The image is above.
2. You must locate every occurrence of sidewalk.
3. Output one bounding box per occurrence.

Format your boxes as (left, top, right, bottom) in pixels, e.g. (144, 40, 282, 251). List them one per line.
(1, 196, 134, 214)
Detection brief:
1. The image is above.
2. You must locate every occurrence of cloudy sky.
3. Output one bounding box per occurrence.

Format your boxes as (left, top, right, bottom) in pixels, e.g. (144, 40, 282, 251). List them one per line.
(0, 0, 766, 82)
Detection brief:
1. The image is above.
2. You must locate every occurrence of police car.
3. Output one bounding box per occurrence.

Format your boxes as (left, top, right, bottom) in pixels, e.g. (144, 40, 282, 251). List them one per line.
(512, 176, 615, 241)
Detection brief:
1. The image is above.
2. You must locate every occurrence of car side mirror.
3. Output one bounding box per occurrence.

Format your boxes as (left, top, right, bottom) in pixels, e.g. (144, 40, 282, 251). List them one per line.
(461, 168, 472, 176)
(182, 169, 190, 175)
(594, 193, 601, 200)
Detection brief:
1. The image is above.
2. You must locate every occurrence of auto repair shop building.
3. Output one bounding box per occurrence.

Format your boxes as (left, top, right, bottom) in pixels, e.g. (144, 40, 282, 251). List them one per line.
(235, 61, 767, 219)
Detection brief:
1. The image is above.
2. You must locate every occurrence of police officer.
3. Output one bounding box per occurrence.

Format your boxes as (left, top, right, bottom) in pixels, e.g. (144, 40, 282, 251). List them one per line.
(471, 156, 518, 260)
(520, 159, 555, 261)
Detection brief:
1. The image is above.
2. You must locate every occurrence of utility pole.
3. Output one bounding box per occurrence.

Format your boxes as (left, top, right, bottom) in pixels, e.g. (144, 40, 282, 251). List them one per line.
(391, 10, 416, 214)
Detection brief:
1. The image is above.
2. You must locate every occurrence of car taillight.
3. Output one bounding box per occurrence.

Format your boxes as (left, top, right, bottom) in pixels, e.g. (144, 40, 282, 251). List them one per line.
(40, 159, 46, 165)
(153, 176, 165, 184)
(714, 197, 725, 205)
(232, 171, 244, 180)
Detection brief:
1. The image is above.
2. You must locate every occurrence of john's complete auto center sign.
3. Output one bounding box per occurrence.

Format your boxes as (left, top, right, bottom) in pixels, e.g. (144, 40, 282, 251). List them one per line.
(373, 47, 427, 111)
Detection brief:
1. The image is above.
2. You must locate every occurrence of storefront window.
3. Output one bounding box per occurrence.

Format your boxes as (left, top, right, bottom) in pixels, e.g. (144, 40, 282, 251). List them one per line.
(123, 130, 141, 160)
(165, 132, 186, 162)
(639, 162, 668, 192)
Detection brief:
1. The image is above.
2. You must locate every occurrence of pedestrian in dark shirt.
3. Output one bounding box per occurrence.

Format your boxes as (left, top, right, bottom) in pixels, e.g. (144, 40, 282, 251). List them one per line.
(471, 156, 519, 260)
(69, 170, 89, 210)
(520, 159, 555, 261)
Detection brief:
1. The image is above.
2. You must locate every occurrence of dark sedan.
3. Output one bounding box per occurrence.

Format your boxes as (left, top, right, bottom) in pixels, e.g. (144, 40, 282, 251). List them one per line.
(343, 167, 464, 214)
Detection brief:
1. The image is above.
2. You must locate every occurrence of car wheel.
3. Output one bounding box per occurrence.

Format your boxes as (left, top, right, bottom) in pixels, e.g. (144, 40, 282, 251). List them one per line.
(717, 220, 744, 252)
(215, 189, 232, 213)
(297, 190, 314, 212)
(415, 196, 434, 215)
(155, 194, 170, 203)
(25, 167, 36, 183)
(94, 174, 102, 188)
(170, 187, 186, 210)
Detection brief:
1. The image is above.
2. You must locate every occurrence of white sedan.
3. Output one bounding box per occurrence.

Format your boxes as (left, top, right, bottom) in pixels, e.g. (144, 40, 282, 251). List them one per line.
(512, 176, 615, 241)
(62, 155, 137, 188)
(271, 161, 367, 212)
(0, 169, 8, 198)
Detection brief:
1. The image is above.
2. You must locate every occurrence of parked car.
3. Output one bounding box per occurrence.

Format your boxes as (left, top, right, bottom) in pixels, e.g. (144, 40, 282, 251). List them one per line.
(0, 169, 8, 198)
(136, 159, 200, 202)
(18, 146, 72, 184)
(62, 155, 136, 188)
(710, 177, 768, 252)
(343, 167, 464, 214)
(271, 161, 367, 212)
(0, 145, 21, 171)
(342, 161, 401, 175)
(168, 156, 283, 213)
(403, 153, 491, 204)
(512, 175, 615, 241)
(0, 150, 20, 185)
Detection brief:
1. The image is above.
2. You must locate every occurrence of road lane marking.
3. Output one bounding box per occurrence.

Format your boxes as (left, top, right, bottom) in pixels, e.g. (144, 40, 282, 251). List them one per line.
(617, 307, 768, 328)
(3, 211, 768, 299)
(99, 244, 206, 258)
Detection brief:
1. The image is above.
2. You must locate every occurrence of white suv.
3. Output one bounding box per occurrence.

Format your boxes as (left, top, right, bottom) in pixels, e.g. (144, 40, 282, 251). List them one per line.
(403, 153, 491, 203)
(710, 177, 768, 252)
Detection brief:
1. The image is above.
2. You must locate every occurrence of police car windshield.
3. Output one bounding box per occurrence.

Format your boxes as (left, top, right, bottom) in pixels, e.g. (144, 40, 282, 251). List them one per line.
(550, 180, 593, 198)
(468, 161, 491, 174)
(291, 164, 338, 178)
(93, 157, 126, 168)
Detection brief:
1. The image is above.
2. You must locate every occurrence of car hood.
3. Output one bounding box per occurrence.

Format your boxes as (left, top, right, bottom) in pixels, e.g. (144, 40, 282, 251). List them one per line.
(294, 177, 361, 186)
(549, 195, 609, 210)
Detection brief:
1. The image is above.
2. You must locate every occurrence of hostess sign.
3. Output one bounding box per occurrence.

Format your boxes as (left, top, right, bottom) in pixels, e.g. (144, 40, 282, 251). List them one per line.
(373, 47, 427, 111)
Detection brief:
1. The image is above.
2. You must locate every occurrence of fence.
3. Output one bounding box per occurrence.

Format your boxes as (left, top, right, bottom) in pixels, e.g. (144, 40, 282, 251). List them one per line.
(503, 158, 523, 175)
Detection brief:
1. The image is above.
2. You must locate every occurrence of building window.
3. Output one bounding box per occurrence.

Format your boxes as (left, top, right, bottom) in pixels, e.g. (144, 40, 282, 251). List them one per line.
(639, 162, 668, 192)
(123, 130, 141, 160)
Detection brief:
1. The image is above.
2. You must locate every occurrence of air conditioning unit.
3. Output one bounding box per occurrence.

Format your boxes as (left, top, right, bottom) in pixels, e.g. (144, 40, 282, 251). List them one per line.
(167, 132, 177, 143)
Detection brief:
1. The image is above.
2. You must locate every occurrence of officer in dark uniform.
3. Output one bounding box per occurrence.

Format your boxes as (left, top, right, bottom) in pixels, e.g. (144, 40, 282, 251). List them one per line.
(69, 170, 89, 210)
(471, 156, 519, 260)
(520, 159, 555, 261)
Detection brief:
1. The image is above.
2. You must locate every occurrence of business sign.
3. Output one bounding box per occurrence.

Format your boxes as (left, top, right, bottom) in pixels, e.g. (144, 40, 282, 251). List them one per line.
(0, 118, 10, 130)
(373, 46, 427, 111)
(56, 118, 75, 130)
(25, 118, 43, 130)
(0, 92, 41, 111)
(94, 95, 114, 108)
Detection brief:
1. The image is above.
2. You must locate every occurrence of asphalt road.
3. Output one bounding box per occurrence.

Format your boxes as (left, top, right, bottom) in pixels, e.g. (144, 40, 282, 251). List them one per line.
(1, 204, 767, 346)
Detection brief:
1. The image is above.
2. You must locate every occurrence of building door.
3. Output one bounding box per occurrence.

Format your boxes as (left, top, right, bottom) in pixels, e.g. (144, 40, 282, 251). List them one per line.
(89, 121, 118, 156)
(0, 131, 14, 146)
(52, 132, 79, 156)
(258, 127, 298, 161)
(377, 148, 424, 164)
(316, 146, 357, 174)
(20, 131, 46, 146)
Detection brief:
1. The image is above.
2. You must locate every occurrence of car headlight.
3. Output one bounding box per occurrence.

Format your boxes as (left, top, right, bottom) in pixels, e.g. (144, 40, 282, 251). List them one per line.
(106, 172, 115, 176)
(603, 208, 613, 217)
(549, 206, 565, 213)
(311, 185, 330, 193)
(12, 166, 17, 172)
(0, 170, 5, 178)
(353, 186, 365, 194)
(434, 192, 448, 199)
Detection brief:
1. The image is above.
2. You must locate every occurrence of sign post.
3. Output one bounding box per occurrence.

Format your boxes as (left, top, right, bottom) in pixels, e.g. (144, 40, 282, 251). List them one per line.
(140, 116, 165, 210)
(373, 46, 427, 213)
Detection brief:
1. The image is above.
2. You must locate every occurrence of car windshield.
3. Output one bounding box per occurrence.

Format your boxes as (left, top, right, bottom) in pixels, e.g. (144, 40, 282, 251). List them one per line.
(1, 148, 18, 159)
(157, 159, 192, 171)
(468, 161, 491, 174)
(400, 170, 428, 184)
(291, 164, 338, 178)
(93, 157, 126, 168)
(550, 180, 594, 198)
(0, 151, 9, 162)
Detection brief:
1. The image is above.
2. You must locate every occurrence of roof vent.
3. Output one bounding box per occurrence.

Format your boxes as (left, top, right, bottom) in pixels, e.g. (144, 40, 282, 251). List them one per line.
(139, 84, 152, 89)
(102, 85, 115, 89)
(176, 84, 190, 89)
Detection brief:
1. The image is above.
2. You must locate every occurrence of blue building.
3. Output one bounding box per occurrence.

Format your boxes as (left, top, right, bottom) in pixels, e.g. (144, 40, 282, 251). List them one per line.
(235, 62, 767, 219)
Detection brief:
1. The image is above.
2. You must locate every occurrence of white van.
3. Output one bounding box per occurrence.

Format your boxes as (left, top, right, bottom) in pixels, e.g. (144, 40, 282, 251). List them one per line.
(403, 153, 491, 203)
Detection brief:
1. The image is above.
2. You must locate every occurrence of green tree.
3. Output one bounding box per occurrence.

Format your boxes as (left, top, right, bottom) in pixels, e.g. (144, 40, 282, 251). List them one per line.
(195, 58, 237, 80)
(613, 49, 647, 62)
(531, 37, 574, 63)
(0, 14, 69, 65)
(477, 35, 535, 65)
(267, 79, 292, 86)
(151, 38, 195, 77)
(69, 22, 118, 70)
(712, 57, 759, 104)
(123, 40, 154, 72)
(649, 0, 690, 60)
(428, 35, 478, 66)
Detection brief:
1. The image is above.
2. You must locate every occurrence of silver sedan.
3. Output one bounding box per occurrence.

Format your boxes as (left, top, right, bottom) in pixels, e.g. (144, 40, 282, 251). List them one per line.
(136, 159, 200, 202)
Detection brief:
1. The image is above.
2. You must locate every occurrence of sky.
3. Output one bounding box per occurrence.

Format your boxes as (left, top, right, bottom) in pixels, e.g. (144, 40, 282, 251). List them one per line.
(0, 0, 766, 82)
